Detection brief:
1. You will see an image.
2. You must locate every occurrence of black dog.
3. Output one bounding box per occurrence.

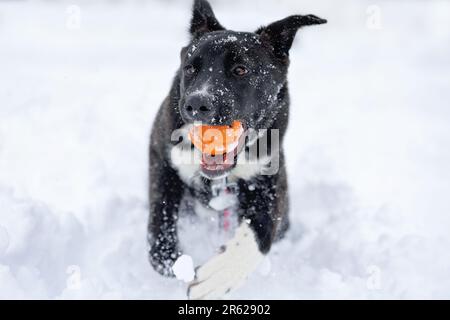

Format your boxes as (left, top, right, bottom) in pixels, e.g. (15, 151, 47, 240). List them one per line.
(148, 0, 326, 299)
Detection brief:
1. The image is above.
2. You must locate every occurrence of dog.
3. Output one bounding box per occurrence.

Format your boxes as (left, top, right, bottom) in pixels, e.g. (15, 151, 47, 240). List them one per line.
(148, 0, 326, 299)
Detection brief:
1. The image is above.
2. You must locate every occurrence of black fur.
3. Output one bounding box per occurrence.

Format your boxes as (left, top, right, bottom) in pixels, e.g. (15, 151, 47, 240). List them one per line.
(148, 0, 326, 276)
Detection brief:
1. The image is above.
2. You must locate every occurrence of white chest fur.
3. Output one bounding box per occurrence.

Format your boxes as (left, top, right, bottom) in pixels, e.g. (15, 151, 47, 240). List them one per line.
(170, 143, 271, 183)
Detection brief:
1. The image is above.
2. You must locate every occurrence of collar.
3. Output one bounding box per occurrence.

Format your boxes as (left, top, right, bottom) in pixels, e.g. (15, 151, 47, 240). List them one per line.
(210, 177, 238, 197)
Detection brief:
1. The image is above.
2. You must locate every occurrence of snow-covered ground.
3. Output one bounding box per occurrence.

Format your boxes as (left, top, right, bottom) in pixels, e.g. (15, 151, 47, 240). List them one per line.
(1, 0, 450, 299)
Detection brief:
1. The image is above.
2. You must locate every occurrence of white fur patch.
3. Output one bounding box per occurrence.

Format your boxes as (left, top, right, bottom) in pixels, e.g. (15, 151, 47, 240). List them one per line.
(194, 200, 217, 219)
(188, 222, 263, 300)
(208, 192, 236, 211)
(171, 143, 272, 182)
(231, 153, 271, 180)
(169, 124, 202, 183)
(170, 144, 201, 183)
(169, 124, 273, 182)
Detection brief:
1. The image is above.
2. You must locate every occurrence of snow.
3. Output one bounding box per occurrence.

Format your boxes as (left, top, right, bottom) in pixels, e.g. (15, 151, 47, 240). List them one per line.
(1, 0, 450, 299)
(213, 34, 238, 44)
(172, 255, 195, 283)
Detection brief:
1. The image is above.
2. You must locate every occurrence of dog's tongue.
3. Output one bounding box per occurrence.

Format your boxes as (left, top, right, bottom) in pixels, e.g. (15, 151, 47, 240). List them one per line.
(201, 149, 235, 171)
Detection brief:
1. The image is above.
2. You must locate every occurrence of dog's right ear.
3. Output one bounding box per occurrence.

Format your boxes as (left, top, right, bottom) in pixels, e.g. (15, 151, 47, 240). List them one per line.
(190, 0, 225, 38)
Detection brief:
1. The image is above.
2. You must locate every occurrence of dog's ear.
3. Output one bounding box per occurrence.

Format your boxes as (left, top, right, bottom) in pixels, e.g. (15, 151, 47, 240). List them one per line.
(256, 15, 326, 60)
(190, 0, 225, 37)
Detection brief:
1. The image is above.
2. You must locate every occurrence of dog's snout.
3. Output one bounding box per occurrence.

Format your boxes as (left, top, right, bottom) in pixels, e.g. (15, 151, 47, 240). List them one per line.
(182, 95, 214, 122)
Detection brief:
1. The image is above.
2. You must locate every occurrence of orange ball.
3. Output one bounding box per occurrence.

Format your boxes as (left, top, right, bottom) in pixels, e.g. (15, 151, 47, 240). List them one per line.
(188, 120, 244, 155)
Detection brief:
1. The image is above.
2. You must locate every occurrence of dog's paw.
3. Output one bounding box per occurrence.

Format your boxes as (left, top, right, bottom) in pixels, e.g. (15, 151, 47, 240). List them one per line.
(149, 241, 181, 277)
(187, 222, 263, 299)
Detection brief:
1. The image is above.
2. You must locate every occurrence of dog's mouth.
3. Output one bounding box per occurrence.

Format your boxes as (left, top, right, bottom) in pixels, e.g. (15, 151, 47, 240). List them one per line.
(188, 121, 247, 179)
(199, 141, 243, 178)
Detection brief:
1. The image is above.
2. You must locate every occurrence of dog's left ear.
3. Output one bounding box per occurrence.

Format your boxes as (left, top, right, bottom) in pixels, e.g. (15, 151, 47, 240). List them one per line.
(256, 15, 326, 60)
(190, 0, 225, 37)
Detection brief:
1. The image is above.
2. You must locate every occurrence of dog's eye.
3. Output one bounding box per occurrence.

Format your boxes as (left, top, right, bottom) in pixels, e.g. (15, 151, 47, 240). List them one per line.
(184, 64, 196, 75)
(233, 66, 249, 77)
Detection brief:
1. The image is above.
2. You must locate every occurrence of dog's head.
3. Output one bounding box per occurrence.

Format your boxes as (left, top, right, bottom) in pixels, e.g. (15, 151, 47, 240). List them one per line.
(177, 0, 326, 179)
(179, 0, 326, 129)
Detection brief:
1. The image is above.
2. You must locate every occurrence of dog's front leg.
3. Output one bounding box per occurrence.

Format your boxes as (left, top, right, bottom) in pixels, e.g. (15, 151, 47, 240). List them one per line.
(148, 154, 185, 277)
(188, 174, 286, 299)
(187, 221, 263, 299)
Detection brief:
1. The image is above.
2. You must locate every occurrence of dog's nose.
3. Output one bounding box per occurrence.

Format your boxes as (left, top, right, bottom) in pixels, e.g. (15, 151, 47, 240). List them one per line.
(182, 95, 214, 122)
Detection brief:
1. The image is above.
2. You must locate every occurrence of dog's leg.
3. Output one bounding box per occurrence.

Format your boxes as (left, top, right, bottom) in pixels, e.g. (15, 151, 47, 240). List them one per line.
(148, 152, 185, 277)
(188, 169, 288, 299)
(187, 221, 263, 299)
(238, 168, 289, 253)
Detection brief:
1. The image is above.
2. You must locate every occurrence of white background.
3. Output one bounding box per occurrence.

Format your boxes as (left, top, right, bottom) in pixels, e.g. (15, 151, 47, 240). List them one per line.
(0, 0, 449, 298)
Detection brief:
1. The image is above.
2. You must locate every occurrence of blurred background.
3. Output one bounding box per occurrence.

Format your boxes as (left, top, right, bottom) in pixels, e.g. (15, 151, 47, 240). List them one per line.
(0, 0, 449, 299)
